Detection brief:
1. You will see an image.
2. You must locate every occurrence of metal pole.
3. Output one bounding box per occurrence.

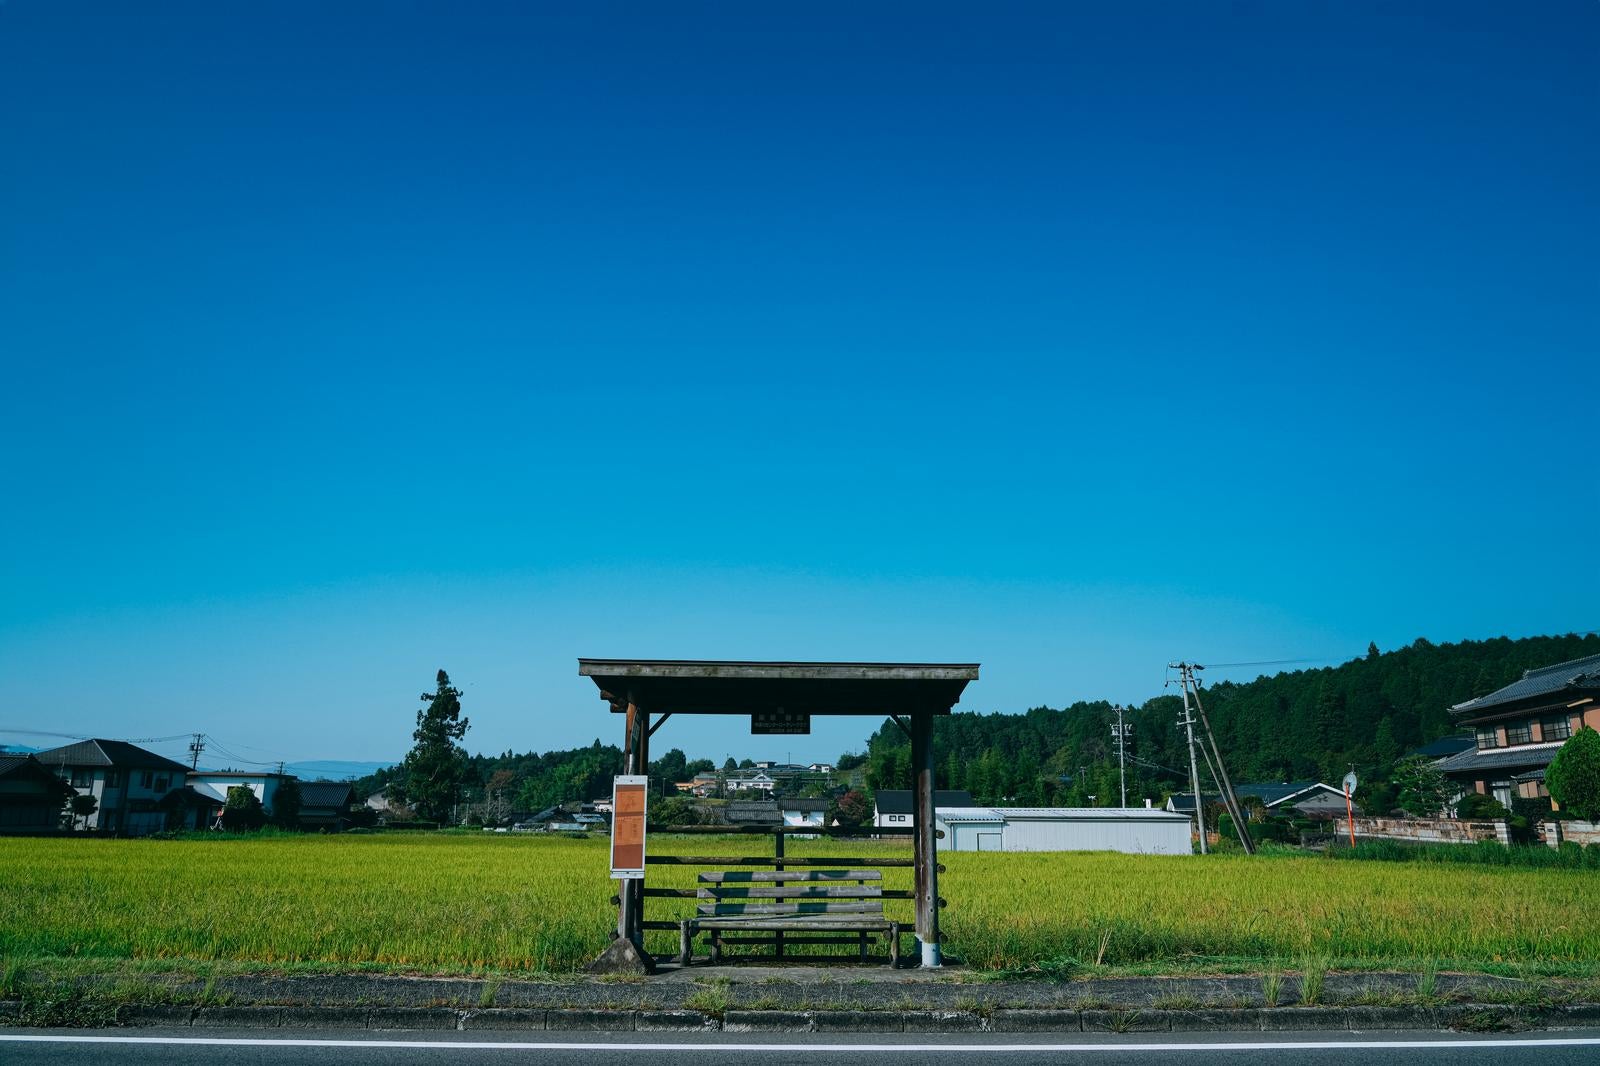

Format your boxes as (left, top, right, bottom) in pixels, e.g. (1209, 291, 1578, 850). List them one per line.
(1187, 669, 1255, 855)
(1114, 705, 1128, 809)
(911, 713, 941, 967)
(1176, 676, 1207, 854)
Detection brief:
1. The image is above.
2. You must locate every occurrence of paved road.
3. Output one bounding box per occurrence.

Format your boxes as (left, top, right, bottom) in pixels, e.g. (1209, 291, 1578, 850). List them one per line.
(2, 1029, 1599, 1065)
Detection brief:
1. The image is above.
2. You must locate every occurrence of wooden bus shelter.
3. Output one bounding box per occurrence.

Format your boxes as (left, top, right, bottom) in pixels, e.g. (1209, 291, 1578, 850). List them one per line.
(579, 659, 979, 969)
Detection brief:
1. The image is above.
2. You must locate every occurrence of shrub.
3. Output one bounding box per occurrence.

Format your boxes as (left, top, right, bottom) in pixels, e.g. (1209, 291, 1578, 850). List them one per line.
(221, 786, 266, 831)
(1547, 727, 1600, 822)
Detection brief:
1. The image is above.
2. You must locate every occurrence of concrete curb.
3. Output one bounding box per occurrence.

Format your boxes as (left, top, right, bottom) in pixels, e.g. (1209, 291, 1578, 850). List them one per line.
(7, 1002, 1597, 1033)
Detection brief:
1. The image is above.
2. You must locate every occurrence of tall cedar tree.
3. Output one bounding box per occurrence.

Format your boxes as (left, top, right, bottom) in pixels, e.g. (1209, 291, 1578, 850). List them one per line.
(402, 670, 470, 821)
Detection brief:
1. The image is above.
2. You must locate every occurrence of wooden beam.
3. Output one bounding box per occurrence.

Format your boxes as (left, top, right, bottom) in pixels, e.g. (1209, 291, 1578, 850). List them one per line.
(647, 712, 673, 738)
(889, 715, 913, 740)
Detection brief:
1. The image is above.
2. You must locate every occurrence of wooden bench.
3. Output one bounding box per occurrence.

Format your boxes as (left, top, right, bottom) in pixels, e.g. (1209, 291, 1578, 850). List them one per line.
(678, 869, 902, 965)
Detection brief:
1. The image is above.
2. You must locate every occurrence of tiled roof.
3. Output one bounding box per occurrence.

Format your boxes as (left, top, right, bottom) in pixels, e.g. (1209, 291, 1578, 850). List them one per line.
(0, 753, 73, 789)
(1232, 781, 1336, 806)
(33, 739, 190, 774)
(1434, 742, 1562, 775)
(873, 790, 973, 815)
(1451, 652, 1600, 717)
(724, 800, 781, 825)
(298, 781, 356, 809)
(1412, 735, 1476, 758)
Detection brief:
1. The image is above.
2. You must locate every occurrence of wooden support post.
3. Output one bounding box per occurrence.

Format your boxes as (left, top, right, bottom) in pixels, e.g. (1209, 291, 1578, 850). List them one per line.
(773, 827, 785, 959)
(632, 706, 650, 949)
(617, 699, 647, 950)
(911, 712, 941, 967)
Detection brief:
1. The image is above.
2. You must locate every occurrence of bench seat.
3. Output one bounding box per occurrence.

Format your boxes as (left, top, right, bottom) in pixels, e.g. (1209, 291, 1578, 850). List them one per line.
(679, 868, 902, 965)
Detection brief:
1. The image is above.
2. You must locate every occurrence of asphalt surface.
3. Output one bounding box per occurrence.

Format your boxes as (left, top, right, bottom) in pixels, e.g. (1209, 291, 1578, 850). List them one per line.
(2, 1029, 1598, 1065)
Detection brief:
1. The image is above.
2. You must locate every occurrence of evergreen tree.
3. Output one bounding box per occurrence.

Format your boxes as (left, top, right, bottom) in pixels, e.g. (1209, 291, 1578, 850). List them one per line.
(398, 669, 470, 821)
(1547, 727, 1600, 822)
(272, 777, 303, 829)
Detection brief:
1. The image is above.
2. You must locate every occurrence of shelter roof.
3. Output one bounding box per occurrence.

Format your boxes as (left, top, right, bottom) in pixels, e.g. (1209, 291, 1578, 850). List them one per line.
(579, 659, 978, 716)
(874, 790, 974, 814)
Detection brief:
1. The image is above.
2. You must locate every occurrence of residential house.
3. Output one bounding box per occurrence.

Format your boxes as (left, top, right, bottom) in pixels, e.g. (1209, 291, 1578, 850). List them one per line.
(1165, 782, 1354, 821)
(872, 790, 974, 828)
(1436, 652, 1600, 808)
(0, 754, 74, 832)
(807, 762, 836, 774)
(159, 785, 224, 831)
(298, 781, 357, 831)
(778, 797, 829, 830)
(187, 770, 292, 815)
(33, 739, 192, 836)
(725, 771, 775, 793)
(723, 799, 782, 827)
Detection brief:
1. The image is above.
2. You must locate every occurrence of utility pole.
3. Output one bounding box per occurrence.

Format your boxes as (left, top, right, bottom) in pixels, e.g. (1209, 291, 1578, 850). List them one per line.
(1110, 705, 1130, 809)
(1171, 675, 1208, 854)
(1172, 662, 1255, 855)
(187, 733, 205, 771)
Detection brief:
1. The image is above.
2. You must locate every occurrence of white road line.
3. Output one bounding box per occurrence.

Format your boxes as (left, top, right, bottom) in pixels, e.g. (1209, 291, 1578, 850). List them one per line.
(1, 1035, 1598, 1052)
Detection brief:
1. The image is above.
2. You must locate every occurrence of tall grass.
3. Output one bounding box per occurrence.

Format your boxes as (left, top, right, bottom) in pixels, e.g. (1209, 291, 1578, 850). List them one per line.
(1, 834, 1597, 973)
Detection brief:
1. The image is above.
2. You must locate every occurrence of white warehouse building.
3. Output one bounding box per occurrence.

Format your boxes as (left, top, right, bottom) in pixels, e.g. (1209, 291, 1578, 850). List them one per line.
(936, 806, 1192, 855)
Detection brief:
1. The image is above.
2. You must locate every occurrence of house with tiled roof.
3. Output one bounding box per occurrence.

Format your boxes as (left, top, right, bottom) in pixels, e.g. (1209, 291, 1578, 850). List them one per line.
(1436, 652, 1600, 809)
(32, 739, 193, 835)
(297, 780, 358, 831)
(0, 754, 75, 832)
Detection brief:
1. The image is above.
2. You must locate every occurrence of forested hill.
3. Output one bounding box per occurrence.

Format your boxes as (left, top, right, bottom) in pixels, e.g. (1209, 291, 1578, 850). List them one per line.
(860, 633, 1600, 807)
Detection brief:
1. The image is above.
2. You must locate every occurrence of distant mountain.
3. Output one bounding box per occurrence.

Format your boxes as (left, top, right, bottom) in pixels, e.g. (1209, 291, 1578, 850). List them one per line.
(0, 744, 41, 755)
(283, 759, 396, 781)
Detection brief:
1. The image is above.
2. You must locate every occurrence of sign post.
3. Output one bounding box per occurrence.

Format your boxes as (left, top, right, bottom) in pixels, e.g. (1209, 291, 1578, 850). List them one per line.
(610, 775, 648, 881)
(1342, 770, 1358, 849)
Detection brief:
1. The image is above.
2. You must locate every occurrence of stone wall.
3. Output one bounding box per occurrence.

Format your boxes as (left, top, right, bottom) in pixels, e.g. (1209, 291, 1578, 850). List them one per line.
(1543, 820, 1600, 847)
(1349, 816, 1509, 846)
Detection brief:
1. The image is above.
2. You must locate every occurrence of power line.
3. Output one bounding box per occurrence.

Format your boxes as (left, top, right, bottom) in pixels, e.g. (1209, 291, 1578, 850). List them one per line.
(0, 728, 195, 745)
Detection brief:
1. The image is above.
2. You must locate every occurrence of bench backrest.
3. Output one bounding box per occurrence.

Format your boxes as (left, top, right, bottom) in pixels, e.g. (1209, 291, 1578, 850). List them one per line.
(695, 869, 884, 918)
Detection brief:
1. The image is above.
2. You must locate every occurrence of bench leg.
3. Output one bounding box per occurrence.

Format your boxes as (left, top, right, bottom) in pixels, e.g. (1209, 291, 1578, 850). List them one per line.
(858, 930, 868, 962)
(710, 930, 722, 965)
(889, 923, 900, 968)
(680, 921, 692, 966)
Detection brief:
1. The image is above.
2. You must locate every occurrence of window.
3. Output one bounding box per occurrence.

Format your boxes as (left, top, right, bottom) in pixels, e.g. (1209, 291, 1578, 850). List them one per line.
(154, 776, 169, 792)
(106, 770, 121, 787)
(139, 771, 154, 789)
(1541, 716, 1572, 742)
(1505, 722, 1532, 746)
(70, 769, 93, 788)
(1476, 727, 1501, 750)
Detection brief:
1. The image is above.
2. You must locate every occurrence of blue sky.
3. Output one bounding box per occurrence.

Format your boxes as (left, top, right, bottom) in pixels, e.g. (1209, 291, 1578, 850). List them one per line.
(1, 2, 1595, 768)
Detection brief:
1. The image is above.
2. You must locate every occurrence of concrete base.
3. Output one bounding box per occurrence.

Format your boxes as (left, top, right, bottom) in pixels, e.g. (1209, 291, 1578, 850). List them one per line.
(585, 936, 656, 976)
(919, 939, 941, 968)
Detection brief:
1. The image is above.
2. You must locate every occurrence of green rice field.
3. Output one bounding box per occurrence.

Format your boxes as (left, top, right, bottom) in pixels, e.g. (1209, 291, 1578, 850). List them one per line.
(2, 833, 1597, 975)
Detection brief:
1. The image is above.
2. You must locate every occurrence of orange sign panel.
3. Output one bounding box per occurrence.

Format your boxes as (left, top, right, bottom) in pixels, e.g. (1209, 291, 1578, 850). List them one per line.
(610, 776, 648, 879)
